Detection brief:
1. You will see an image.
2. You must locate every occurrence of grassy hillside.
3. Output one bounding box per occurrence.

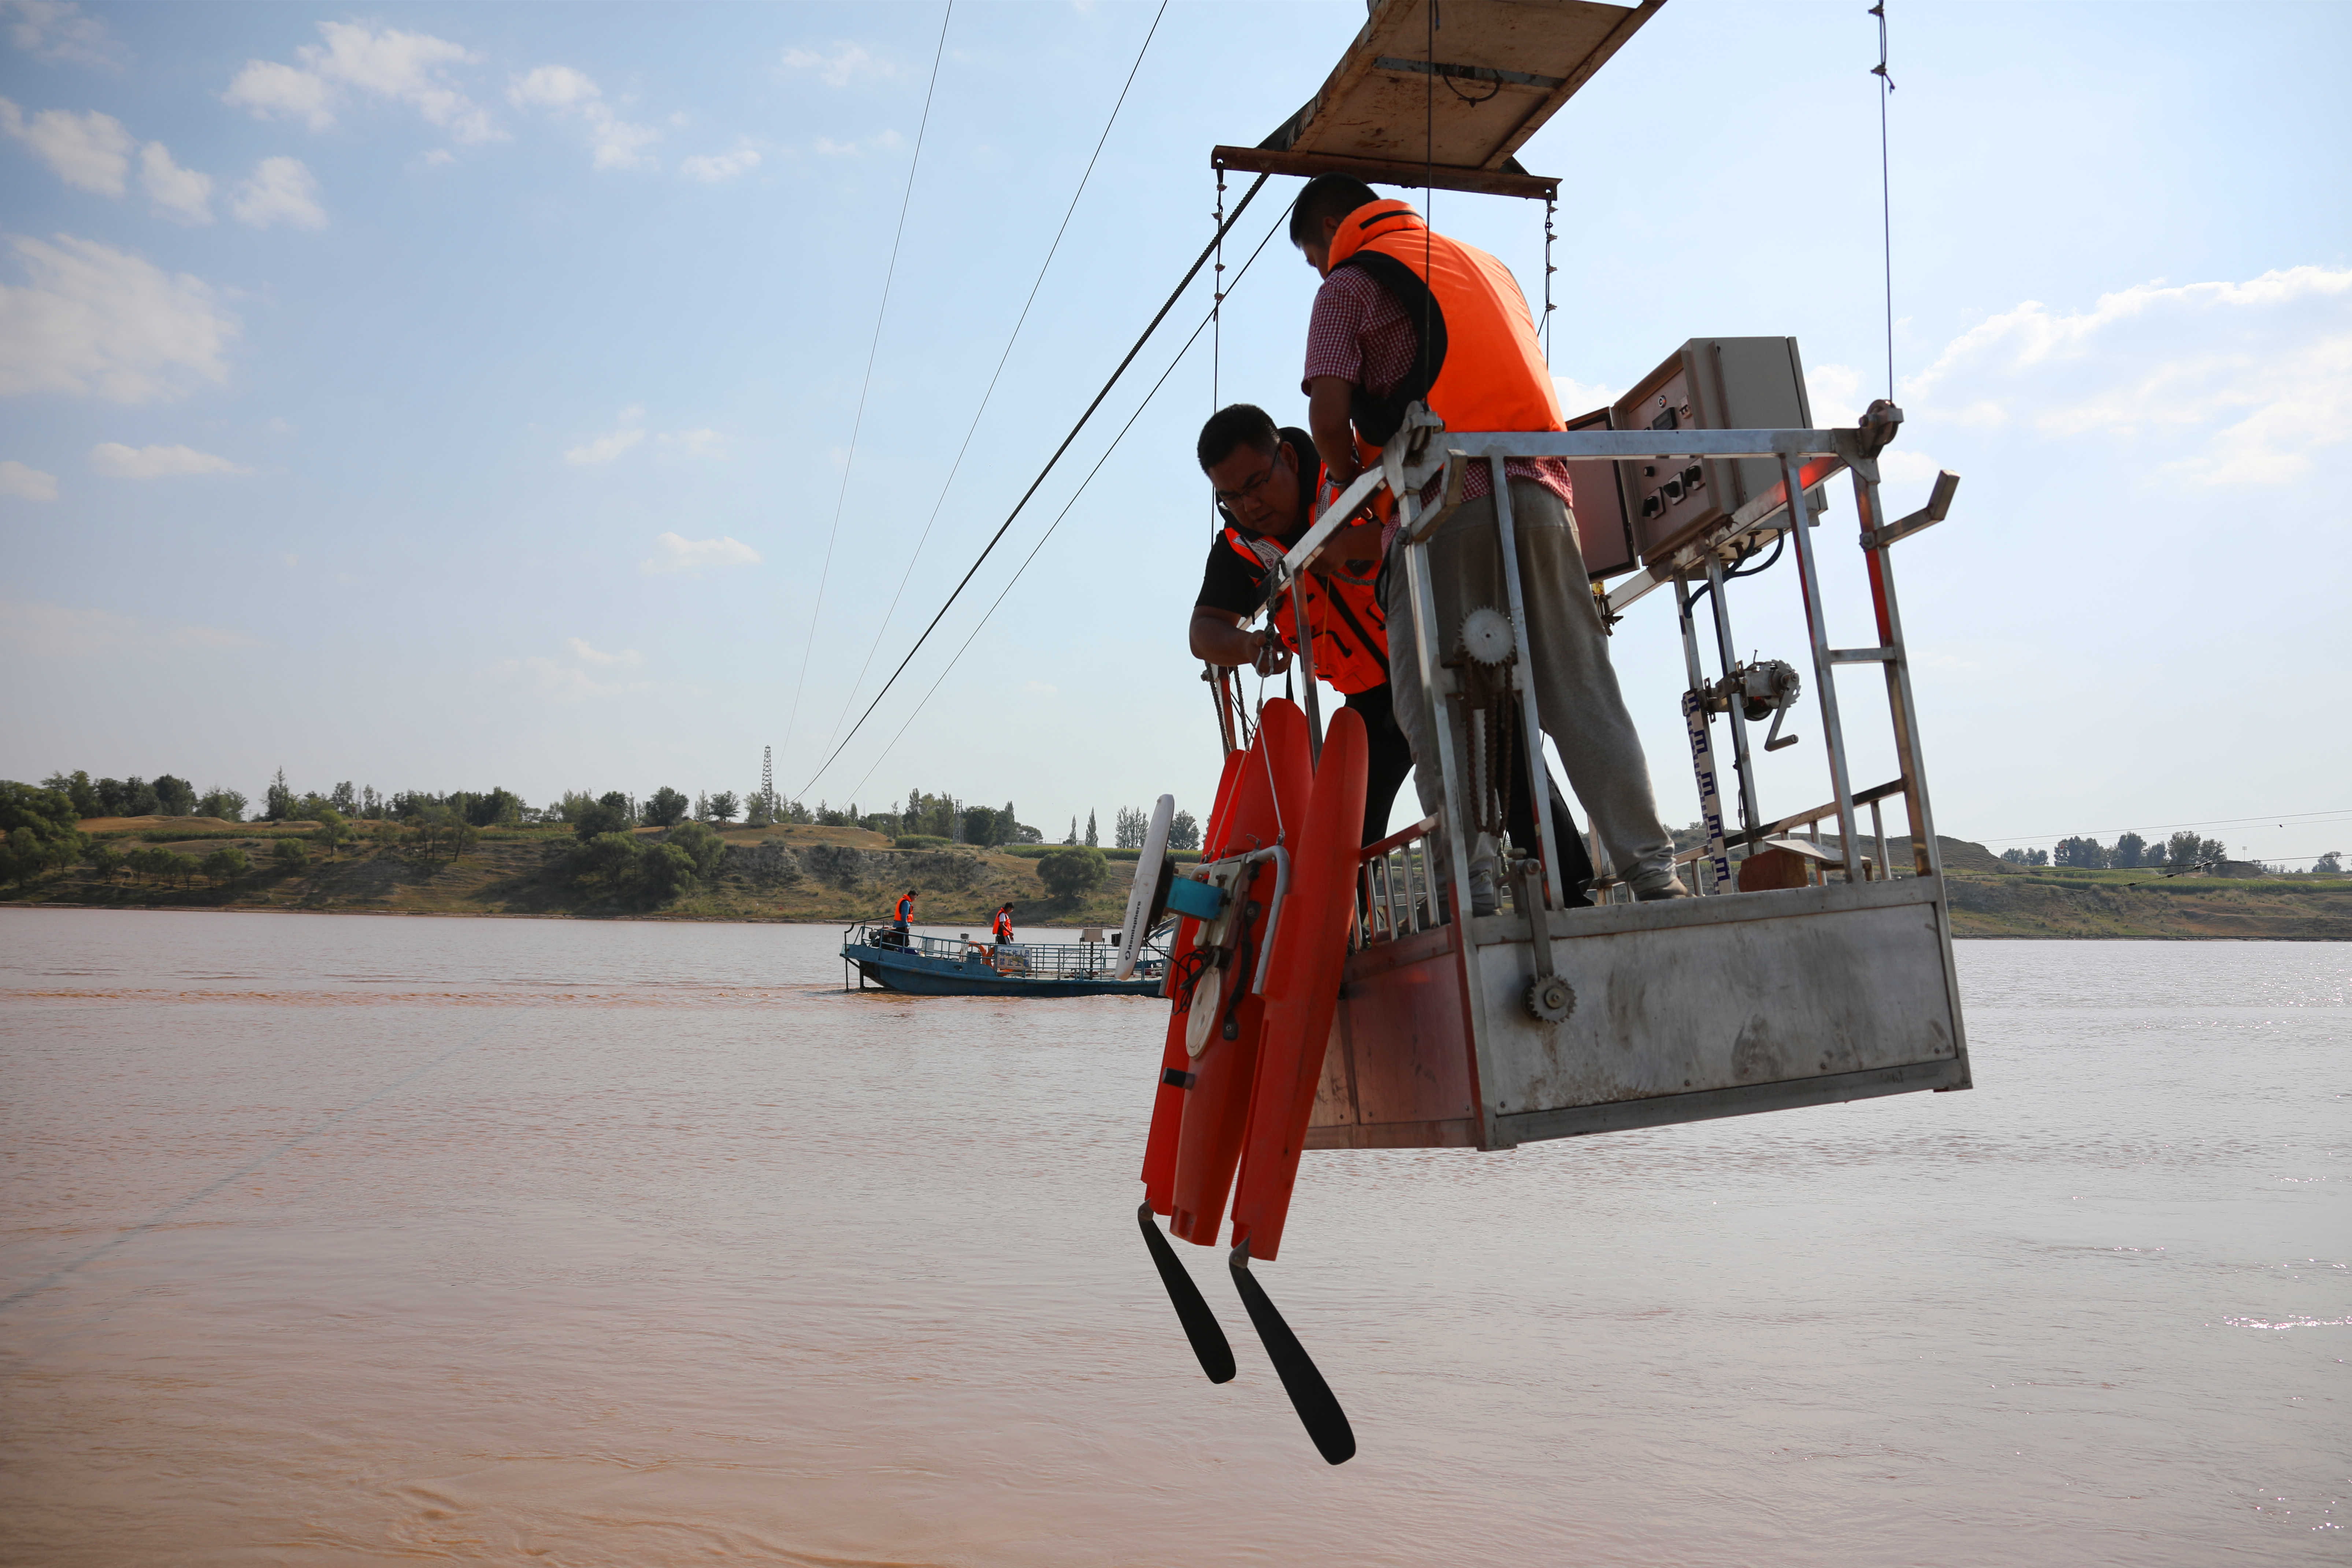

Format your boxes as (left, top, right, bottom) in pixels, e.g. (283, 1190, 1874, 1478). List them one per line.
(8, 822, 1143, 927)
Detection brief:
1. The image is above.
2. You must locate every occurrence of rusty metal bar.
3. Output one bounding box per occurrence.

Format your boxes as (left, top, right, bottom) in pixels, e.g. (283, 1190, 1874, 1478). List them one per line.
(1211, 145, 1558, 201)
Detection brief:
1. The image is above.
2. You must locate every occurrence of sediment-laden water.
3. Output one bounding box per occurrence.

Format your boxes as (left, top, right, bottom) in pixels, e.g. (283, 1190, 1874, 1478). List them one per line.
(1, 909, 2343, 1564)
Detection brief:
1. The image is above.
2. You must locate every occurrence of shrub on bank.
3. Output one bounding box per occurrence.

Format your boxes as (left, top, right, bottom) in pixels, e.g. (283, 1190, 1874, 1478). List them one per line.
(1036, 846, 1108, 903)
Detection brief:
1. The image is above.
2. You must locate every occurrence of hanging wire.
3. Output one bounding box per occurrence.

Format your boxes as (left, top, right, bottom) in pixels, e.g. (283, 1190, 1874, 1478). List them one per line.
(1541, 193, 1557, 362)
(1870, 0, 1896, 399)
(835, 198, 1298, 803)
(816, 0, 1167, 763)
(800, 173, 1273, 798)
(1212, 163, 1226, 411)
(778, 1, 952, 778)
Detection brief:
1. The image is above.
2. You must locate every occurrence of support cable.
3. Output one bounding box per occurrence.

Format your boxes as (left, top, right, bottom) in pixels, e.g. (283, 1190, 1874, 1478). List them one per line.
(819, 1, 1167, 758)
(797, 170, 1272, 797)
(834, 200, 1297, 802)
(1870, 1, 1895, 399)
(779, 1, 953, 775)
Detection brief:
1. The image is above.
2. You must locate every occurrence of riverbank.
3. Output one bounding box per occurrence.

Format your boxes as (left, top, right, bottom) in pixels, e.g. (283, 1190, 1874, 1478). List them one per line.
(11, 820, 2348, 938)
(5, 821, 1146, 928)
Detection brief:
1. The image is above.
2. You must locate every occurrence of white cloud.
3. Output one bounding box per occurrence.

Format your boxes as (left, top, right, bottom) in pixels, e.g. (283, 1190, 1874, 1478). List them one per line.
(507, 63, 659, 171)
(813, 129, 902, 158)
(641, 532, 761, 575)
(0, 96, 130, 193)
(0, 233, 237, 401)
(222, 60, 334, 130)
(501, 641, 649, 700)
(225, 22, 497, 144)
(0, 457, 57, 498)
(680, 141, 760, 184)
(781, 42, 891, 88)
(3, 1, 118, 67)
(0, 599, 260, 657)
(139, 141, 211, 222)
(564, 636, 642, 666)
(1550, 375, 1615, 417)
(507, 64, 597, 110)
(565, 407, 646, 465)
(657, 427, 723, 457)
(89, 441, 246, 478)
(1903, 264, 2352, 488)
(231, 156, 325, 229)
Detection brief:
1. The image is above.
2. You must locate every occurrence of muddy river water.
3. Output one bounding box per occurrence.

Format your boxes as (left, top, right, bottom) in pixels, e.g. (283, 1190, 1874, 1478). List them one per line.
(1, 909, 2343, 1564)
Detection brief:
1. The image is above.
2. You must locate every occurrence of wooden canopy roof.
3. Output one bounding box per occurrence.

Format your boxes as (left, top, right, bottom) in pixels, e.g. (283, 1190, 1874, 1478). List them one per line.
(1214, 0, 1663, 200)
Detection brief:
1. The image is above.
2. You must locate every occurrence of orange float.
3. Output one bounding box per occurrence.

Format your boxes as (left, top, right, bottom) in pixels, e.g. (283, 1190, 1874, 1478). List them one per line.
(1143, 700, 1312, 1245)
(1229, 705, 1368, 1263)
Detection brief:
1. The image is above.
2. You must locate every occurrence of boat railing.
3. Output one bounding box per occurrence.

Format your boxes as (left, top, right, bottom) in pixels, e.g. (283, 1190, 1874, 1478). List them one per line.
(848, 922, 1165, 979)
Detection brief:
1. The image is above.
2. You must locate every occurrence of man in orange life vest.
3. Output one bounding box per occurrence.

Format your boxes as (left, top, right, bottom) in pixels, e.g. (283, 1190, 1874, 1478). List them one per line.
(1291, 174, 1685, 906)
(1189, 403, 1412, 848)
(890, 887, 916, 946)
(991, 903, 1015, 946)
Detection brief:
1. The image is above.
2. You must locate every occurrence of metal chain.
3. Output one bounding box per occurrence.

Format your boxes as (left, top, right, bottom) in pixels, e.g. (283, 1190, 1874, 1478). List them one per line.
(1542, 194, 1557, 361)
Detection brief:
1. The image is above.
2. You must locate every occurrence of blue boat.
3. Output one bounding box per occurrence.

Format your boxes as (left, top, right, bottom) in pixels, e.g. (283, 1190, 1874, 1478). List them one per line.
(841, 922, 1168, 997)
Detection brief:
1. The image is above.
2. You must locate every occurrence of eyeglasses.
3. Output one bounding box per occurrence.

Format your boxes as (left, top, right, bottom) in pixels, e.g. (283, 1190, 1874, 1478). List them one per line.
(1213, 456, 1280, 509)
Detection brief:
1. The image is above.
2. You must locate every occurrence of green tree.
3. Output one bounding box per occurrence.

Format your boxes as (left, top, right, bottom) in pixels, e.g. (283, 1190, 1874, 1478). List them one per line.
(164, 850, 199, 887)
(572, 793, 634, 841)
(2199, 836, 2228, 865)
(273, 838, 308, 871)
(202, 845, 251, 885)
(1036, 846, 1108, 903)
(644, 786, 689, 827)
(2314, 851, 2342, 875)
(1065, 816, 1077, 845)
(2111, 831, 2146, 869)
(2052, 835, 2106, 868)
(312, 808, 354, 858)
(197, 786, 246, 822)
(264, 767, 295, 821)
(633, 841, 700, 903)
(0, 782, 90, 887)
(41, 771, 101, 818)
(664, 819, 726, 878)
(1169, 809, 1201, 852)
(152, 775, 196, 816)
(1084, 810, 1098, 848)
(86, 843, 127, 882)
(709, 790, 741, 824)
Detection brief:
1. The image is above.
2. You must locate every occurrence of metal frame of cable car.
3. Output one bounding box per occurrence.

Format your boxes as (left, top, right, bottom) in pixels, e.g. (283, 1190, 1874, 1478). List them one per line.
(1217, 409, 1971, 1153)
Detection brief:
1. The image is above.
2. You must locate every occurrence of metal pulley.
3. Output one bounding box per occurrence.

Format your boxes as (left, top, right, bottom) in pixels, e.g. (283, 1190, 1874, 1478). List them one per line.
(1711, 658, 1804, 752)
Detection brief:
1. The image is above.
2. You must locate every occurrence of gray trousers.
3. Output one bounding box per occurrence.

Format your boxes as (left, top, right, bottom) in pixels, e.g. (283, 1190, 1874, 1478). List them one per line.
(1384, 479, 1678, 892)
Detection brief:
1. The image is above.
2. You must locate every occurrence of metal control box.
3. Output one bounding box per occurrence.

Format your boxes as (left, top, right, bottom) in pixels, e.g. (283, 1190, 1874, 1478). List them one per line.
(1611, 337, 1821, 566)
(1561, 404, 1639, 580)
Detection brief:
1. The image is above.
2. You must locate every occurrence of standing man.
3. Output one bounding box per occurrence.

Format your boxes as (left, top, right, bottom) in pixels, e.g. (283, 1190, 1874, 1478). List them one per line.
(1289, 174, 1684, 905)
(890, 886, 917, 948)
(992, 902, 1016, 947)
(1190, 403, 1411, 848)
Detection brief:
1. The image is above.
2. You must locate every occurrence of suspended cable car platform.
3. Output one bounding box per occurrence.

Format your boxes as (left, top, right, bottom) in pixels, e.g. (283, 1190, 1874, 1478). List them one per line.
(1089, 0, 1969, 1467)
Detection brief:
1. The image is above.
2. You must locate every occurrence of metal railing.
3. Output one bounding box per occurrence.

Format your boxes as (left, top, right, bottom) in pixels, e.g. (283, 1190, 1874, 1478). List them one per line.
(1359, 815, 1442, 945)
(847, 923, 1166, 980)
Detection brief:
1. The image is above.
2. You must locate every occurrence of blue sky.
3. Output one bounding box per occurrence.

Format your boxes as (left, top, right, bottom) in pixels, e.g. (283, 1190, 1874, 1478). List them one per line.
(2, 1, 2347, 863)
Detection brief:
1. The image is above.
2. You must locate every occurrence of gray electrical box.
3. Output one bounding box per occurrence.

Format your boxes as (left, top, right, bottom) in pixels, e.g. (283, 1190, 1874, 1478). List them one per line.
(1561, 403, 1638, 580)
(1611, 337, 1823, 567)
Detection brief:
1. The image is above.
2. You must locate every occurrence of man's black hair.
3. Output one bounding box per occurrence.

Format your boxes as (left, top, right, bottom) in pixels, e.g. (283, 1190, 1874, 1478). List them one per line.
(1288, 174, 1384, 248)
(1196, 403, 1281, 473)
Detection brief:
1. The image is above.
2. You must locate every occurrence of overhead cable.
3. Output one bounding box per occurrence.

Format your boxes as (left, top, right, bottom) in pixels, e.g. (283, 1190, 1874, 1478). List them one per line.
(820, 0, 1168, 759)
(837, 199, 1299, 804)
(778, 1, 953, 776)
(797, 168, 1273, 797)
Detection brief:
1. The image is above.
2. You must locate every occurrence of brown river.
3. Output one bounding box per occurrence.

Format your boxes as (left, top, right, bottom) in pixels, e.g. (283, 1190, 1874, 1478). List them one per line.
(1, 909, 2343, 1564)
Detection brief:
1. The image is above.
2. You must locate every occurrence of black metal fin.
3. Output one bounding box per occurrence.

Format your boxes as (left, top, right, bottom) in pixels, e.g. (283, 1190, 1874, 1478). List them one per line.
(1230, 1249, 1356, 1465)
(1137, 1202, 1236, 1384)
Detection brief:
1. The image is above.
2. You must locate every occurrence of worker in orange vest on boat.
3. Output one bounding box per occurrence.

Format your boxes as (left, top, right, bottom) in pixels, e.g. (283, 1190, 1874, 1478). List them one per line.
(991, 903, 1015, 946)
(1190, 403, 1410, 847)
(890, 887, 916, 948)
(1290, 173, 1687, 909)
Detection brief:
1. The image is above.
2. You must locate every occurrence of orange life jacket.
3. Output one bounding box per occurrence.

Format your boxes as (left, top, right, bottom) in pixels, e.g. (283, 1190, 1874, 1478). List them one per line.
(993, 911, 1013, 942)
(1325, 199, 1564, 459)
(1223, 526, 1390, 694)
(895, 894, 915, 923)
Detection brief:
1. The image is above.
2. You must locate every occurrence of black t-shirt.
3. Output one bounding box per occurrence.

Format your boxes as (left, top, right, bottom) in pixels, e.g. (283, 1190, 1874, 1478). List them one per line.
(1195, 427, 1320, 618)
